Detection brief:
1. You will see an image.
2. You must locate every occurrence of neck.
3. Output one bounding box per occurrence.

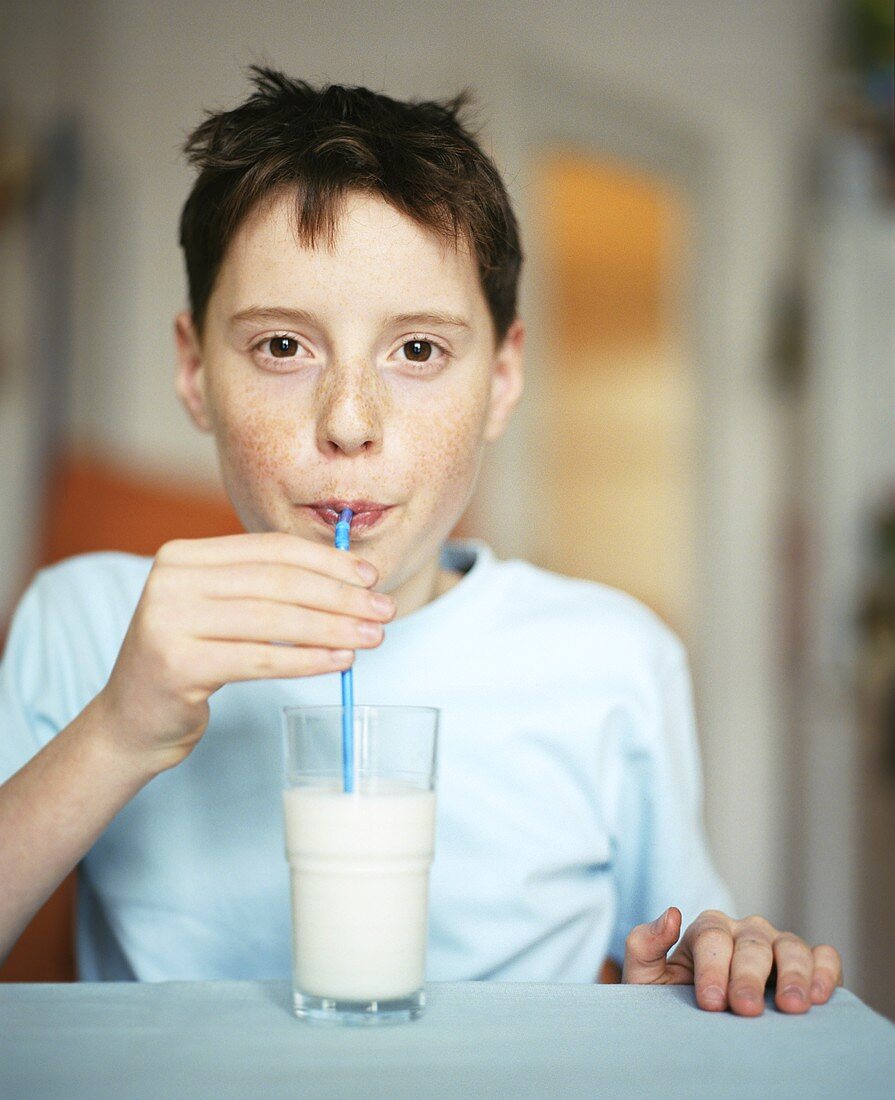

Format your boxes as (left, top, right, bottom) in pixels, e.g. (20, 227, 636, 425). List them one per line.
(389, 550, 462, 619)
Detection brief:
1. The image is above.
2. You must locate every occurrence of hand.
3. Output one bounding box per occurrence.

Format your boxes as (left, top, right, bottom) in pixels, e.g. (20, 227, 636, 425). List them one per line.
(622, 907, 844, 1016)
(96, 532, 394, 773)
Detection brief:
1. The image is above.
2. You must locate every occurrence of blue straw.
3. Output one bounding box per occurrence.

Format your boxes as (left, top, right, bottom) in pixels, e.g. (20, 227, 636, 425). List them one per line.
(334, 509, 355, 793)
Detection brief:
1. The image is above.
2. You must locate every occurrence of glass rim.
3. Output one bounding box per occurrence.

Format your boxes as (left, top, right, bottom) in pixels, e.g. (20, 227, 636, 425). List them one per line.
(282, 704, 440, 719)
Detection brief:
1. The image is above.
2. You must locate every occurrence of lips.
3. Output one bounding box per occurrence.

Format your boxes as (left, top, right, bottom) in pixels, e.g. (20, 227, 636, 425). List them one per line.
(303, 499, 395, 533)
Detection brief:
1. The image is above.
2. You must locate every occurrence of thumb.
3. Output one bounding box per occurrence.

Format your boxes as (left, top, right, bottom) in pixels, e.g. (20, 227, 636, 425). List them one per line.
(622, 906, 683, 984)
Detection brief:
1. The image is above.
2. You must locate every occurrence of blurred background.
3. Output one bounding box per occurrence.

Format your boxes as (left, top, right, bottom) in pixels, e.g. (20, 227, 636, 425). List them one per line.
(0, 0, 892, 1018)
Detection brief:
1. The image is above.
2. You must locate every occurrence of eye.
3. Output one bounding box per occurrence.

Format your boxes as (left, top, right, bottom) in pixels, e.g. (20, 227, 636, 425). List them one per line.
(268, 335, 299, 358)
(396, 336, 449, 372)
(249, 333, 310, 371)
(403, 339, 434, 363)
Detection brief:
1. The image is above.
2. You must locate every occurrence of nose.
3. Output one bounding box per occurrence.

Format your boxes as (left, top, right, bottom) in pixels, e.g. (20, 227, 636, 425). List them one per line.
(315, 360, 387, 457)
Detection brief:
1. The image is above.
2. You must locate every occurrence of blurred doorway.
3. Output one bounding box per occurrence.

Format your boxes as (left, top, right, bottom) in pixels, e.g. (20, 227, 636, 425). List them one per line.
(472, 60, 793, 933)
(533, 151, 695, 644)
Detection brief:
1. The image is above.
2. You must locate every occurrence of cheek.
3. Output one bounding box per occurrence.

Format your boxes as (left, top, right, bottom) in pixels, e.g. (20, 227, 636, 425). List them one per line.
(394, 389, 488, 500)
(211, 386, 310, 491)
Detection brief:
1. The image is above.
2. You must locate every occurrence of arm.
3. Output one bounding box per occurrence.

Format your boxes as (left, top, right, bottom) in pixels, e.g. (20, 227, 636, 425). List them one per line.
(613, 646, 843, 1014)
(608, 646, 735, 966)
(0, 694, 158, 962)
(0, 532, 394, 964)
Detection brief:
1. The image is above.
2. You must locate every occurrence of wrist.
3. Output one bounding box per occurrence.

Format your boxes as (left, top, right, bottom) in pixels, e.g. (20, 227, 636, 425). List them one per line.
(76, 691, 168, 787)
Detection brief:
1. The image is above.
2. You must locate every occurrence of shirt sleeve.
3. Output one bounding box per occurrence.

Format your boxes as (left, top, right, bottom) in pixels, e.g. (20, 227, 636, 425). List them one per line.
(607, 646, 736, 964)
(0, 562, 113, 786)
(0, 574, 58, 785)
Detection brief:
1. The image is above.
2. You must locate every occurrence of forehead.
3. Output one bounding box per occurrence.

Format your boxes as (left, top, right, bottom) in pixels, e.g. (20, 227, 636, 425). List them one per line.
(211, 189, 490, 332)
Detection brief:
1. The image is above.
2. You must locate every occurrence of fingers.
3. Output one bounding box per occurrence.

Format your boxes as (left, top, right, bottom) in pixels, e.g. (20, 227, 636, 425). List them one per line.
(199, 640, 355, 687)
(621, 906, 683, 984)
(667, 911, 843, 1018)
(191, 598, 386, 651)
(143, 539, 395, 662)
(103, 533, 385, 767)
(727, 917, 775, 1016)
(156, 533, 378, 587)
(809, 944, 844, 1004)
(197, 562, 395, 622)
(772, 933, 815, 1014)
(685, 915, 735, 1012)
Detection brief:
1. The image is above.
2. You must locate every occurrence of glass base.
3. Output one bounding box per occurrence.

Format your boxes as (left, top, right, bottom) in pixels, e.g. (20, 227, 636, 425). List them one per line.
(292, 987, 425, 1025)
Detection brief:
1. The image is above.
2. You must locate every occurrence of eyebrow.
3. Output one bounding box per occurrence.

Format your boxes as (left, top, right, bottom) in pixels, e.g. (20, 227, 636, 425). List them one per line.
(229, 306, 472, 332)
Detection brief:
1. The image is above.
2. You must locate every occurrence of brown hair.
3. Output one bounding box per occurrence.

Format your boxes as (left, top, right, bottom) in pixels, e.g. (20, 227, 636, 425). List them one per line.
(179, 66, 523, 344)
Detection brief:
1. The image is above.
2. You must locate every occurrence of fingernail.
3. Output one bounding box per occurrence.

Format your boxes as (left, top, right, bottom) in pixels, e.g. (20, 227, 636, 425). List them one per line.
(737, 989, 759, 1005)
(357, 620, 384, 642)
(811, 981, 825, 1000)
(703, 985, 725, 1007)
(649, 909, 668, 934)
(370, 592, 395, 616)
(331, 649, 354, 667)
(782, 985, 807, 1004)
(356, 560, 378, 585)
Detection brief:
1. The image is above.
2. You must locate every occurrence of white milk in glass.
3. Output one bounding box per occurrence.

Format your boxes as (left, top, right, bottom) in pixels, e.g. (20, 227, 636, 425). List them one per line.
(283, 781, 437, 1002)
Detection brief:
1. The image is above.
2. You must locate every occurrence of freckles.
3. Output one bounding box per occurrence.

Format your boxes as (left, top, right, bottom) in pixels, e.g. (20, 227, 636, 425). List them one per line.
(396, 397, 485, 496)
(218, 397, 310, 490)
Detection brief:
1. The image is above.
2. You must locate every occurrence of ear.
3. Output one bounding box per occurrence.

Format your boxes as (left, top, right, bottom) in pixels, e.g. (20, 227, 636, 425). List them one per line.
(174, 310, 213, 432)
(483, 317, 525, 443)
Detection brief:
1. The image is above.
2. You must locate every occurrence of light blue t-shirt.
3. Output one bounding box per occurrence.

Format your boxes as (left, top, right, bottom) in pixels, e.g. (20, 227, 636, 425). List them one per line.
(0, 541, 734, 982)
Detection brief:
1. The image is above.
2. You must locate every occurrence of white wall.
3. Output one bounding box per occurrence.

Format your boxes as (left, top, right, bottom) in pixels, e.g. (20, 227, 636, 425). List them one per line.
(798, 129, 895, 980)
(1, 0, 839, 946)
(0, 0, 83, 617)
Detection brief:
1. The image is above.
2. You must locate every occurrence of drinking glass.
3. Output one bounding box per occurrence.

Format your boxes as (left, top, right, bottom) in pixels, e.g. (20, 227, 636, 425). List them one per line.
(282, 704, 439, 1024)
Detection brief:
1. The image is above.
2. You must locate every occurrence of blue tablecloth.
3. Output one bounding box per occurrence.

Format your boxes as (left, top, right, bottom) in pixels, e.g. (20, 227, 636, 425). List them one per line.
(2, 980, 893, 1098)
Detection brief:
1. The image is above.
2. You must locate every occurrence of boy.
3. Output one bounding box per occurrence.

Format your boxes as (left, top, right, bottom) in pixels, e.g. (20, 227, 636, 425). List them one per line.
(0, 68, 841, 1015)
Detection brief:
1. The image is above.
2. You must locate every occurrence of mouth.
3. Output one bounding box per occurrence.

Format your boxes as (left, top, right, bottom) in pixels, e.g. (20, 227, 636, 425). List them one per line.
(302, 499, 396, 534)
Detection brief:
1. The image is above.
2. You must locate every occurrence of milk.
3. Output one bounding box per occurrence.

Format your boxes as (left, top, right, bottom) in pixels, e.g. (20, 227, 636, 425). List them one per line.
(283, 782, 437, 1002)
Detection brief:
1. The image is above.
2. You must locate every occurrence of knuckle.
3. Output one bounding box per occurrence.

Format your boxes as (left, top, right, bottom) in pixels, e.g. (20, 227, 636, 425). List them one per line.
(778, 977, 811, 993)
(147, 562, 182, 602)
(284, 605, 310, 639)
(813, 945, 843, 978)
(692, 911, 730, 938)
(156, 539, 187, 565)
(251, 650, 278, 678)
(336, 579, 361, 613)
(142, 567, 167, 604)
(699, 909, 729, 922)
(321, 615, 349, 646)
(697, 928, 731, 951)
(778, 973, 812, 992)
(741, 914, 775, 936)
(773, 932, 805, 949)
(734, 936, 772, 957)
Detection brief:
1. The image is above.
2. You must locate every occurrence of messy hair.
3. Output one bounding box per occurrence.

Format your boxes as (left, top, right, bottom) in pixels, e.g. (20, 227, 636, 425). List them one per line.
(179, 66, 523, 344)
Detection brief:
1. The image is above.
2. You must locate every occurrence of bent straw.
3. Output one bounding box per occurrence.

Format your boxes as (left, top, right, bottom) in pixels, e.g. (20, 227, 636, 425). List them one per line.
(334, 509, 355, 793)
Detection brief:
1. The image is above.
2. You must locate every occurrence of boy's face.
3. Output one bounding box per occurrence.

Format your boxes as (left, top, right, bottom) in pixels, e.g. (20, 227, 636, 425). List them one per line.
(175, 190, 523, 598)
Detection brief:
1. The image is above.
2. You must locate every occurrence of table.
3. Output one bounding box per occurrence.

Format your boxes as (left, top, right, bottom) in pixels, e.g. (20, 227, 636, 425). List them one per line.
(2, 980, 894, 1098)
